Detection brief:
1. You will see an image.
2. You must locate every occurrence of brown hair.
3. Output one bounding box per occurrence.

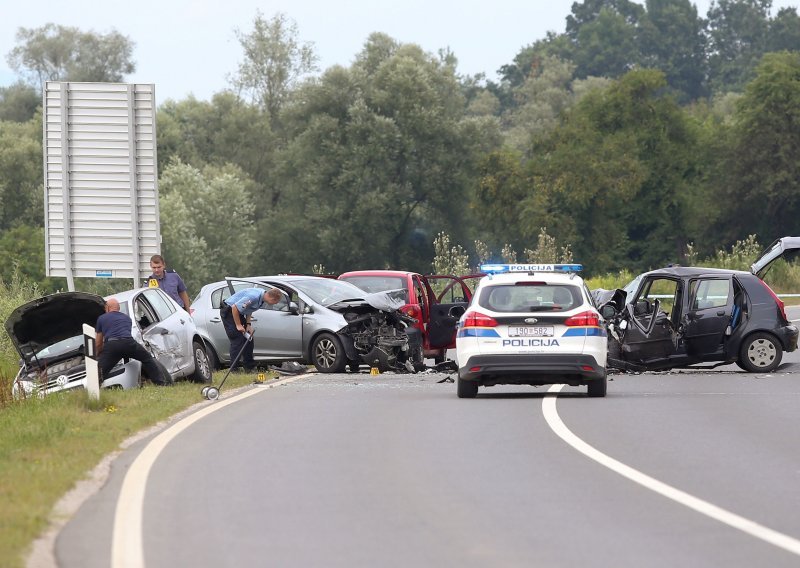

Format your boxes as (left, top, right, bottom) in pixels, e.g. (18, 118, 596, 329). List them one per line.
(266, 288, 283, 301)
(150, 254, 165, 264)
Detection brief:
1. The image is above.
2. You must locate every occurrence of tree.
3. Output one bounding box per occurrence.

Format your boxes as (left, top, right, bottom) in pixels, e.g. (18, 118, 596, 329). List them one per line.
(522, 69, 702, 273)
(258, 34, 500, 273)
(639, 0, 707, 101)
(157, 160, 257, 292)
(473, 148, 530, 252)
(7, 24, 135, 86)
(565, 0, 645, 79)
(717, 52, 800, 242)
(501, 55, 610, 152)
(768, 7, 800, 52)
(0, 81, 40, 122)
(706, 0, 771, 93)
(0, 116, 43, 232)
(230, 11, 318, 121)
(156, 92, 274, 204)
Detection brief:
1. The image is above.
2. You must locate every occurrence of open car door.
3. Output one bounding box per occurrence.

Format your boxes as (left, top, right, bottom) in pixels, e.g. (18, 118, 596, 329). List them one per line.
(225, 277, 302, 359)
(425, 275, 472, 350)
(620, 276, 681, 366)
(681, 276, 734, 358)
(751, 236, 800, 277)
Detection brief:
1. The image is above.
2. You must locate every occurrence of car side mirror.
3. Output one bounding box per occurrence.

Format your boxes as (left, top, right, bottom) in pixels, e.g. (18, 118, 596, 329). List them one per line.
(288, 301, 299, 315)
(600, 304, 617, 319)
(449, 305, 466, 318)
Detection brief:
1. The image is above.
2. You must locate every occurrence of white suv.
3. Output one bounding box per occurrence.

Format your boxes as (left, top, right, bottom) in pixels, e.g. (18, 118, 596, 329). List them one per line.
(455, 264, 607, 398)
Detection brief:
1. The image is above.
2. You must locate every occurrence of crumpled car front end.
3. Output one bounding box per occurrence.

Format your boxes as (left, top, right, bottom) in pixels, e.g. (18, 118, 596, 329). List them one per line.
(5, 292, 140, 399)
(329, 289, 423, 372)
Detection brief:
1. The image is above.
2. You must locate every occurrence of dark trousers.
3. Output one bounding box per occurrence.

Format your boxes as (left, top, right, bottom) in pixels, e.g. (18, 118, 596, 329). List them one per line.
(99, 338, 170, 385)
(220, 304, 255, 370)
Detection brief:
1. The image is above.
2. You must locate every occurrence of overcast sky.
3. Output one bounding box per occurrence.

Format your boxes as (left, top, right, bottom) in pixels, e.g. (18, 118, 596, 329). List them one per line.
(1, 0, 797, 104)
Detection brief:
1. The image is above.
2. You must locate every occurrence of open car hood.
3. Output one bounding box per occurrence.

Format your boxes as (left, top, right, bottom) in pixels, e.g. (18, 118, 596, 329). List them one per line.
(751, 236, 800, 277)
(4, 292, 105, 361)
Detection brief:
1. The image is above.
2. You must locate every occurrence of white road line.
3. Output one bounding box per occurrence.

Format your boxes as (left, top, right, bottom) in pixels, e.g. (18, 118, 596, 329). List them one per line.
(543, 384, 800, 557)
(111, 376, 306, 568)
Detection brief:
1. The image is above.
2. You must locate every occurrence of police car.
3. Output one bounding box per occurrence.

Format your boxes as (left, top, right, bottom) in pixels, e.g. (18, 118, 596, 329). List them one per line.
(455, 264, 607, 398)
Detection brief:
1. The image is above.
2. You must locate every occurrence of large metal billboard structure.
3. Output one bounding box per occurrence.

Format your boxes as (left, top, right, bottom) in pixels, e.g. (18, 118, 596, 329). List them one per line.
(43, 82, 161, 290)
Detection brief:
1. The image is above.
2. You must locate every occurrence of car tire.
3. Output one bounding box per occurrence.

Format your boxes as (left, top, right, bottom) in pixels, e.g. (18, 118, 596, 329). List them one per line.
(189, 341, 213, 383)
(457, 372, 478, 398)
(312, 333, 347, 373)
(587, 372, 607, 397)
(153, 360, 174, 386)
(738, 332, 783, 372)
(205, 344, 221, 370)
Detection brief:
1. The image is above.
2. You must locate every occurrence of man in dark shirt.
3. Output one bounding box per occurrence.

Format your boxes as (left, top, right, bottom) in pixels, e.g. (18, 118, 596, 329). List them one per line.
(95, 298, 171, 386)
(145, 254, 191, 310)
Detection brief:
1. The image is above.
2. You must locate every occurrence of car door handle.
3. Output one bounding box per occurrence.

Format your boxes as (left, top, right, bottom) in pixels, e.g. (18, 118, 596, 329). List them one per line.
(210, 317, 221, 323)
(160, 329, 169, 335)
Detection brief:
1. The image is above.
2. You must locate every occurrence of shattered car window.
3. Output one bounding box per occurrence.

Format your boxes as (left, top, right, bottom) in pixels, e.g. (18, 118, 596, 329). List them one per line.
(290, 278, 366, 306)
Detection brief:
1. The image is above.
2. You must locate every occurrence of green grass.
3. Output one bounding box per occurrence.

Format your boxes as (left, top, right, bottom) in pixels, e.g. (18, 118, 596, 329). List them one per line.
(0, 370, 272, 568)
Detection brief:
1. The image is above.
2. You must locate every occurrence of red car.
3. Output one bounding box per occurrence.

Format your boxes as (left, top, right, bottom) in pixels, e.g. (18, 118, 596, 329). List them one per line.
(338, 270, 477, 363)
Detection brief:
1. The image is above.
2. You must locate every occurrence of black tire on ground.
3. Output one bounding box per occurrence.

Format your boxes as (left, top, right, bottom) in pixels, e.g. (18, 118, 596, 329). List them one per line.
(738, 332, 783, 372)
(189, 341, 213, 383)
(587, 372, 607, 397)
(311, 333, 347, 373)
(205, 344, 221, 370)
(153, 360, 174, 386)
(457, 373, 479, 398)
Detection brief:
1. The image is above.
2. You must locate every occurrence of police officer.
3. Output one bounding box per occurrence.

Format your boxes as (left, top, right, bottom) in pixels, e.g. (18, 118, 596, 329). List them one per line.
(145, 254, 191, 310)
(220, 288, 282, 371)
(96, 298, 171, 386)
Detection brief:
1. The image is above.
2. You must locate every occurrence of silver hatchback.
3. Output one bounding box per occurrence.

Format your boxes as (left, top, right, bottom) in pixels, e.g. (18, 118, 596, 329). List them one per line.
(190, 276, 421, 373)
(6, 287, 213, 398)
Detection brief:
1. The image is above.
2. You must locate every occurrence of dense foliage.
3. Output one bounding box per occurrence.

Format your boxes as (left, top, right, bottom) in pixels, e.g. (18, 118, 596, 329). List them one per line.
(1, 1, 800, 297)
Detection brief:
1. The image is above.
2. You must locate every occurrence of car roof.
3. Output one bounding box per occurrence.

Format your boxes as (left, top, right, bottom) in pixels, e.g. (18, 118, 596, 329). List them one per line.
(641, 266, 748, 278)
(339, 270, 417, 277)
(106, 287, 152, 302)
(477, 271, 585, 286)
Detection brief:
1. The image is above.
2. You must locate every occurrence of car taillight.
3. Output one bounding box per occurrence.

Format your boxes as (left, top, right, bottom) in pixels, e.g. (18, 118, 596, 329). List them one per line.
(564, 310, 600, 327)
(759, 280, 788, 322)
(462, 311, 498, 327)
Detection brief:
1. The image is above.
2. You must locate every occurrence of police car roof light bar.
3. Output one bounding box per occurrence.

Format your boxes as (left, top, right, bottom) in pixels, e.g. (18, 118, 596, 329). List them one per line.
(479, 263, 583, 275)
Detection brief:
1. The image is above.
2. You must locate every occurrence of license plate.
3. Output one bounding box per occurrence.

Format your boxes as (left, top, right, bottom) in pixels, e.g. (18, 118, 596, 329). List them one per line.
(508, 326, 553, 337)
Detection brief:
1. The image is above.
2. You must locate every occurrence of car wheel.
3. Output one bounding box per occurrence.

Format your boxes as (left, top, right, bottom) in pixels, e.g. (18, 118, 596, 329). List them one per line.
(587, 372, 607, 397)
(311, 333, 347, 373)
(456, 372, 478, 398)
(738, 332, 783, 372)
(154, 360, 174, 386)
(189, 341, 213, 383)
(204, 344, 221, 370)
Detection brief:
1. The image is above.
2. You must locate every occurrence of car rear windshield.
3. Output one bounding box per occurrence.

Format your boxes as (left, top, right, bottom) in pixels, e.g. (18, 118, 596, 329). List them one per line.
(340, 276, 406, 294)
(478, 284, 582, 313)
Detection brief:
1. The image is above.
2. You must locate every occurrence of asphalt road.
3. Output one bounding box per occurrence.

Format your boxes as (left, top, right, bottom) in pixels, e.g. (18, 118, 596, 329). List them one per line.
(53, 310, 800, 568)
